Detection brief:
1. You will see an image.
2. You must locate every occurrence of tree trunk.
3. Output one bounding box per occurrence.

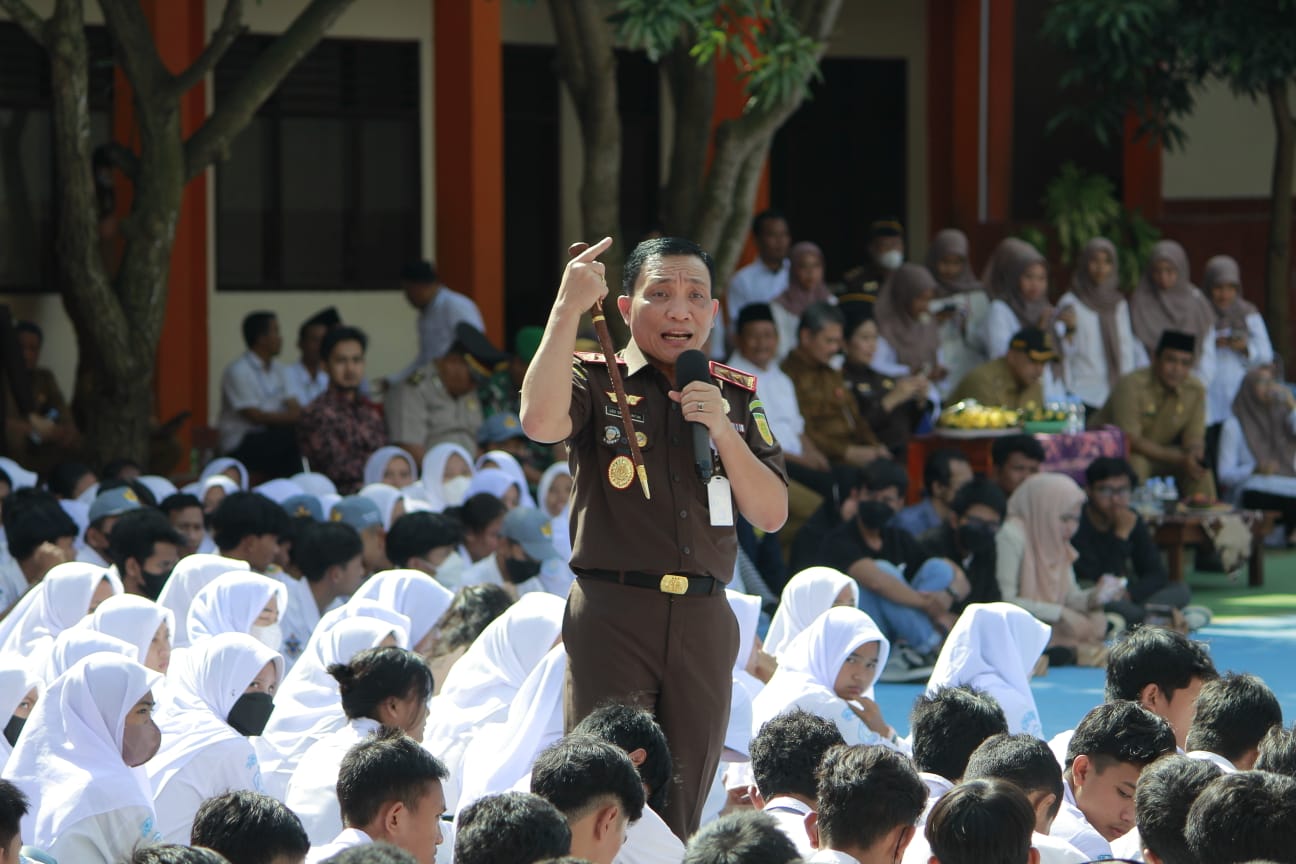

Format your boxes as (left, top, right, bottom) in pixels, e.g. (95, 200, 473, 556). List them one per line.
(1267, 78, 1295, 363)
(661, 37, 714, 236)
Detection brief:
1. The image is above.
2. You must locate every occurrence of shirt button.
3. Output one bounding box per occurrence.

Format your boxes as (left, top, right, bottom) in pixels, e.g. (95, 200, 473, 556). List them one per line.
(679, 510, 688, 519)
(682, 546, 691, 556)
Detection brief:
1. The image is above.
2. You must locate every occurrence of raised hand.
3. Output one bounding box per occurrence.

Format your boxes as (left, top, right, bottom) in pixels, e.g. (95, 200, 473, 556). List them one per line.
(557, 236, 613, 313)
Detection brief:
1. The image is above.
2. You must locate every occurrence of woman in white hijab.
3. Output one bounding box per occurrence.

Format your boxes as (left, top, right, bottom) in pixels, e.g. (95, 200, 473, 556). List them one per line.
(138, 475, 179, 503)
(924, 602, 1050, 738)
(727, 590, 766, 702)
(363, 446, 419, 490)
(536, 463, 573, 559)
(358, 483, 405, 531)
(85, 594, 175, 674)
(475, 450, 536, 508)
(198, 474, 239, 514)
(42, 630, 137, 684)
(751, 606, 897, 749)
(184, 572, 288, 649)
(422, 442, 475, 510)
(3, 654, 163, 864)
(255, 604, 408, 800)
(157, 554, 251, 647)
(148, 632, 283, 843)
(0, 561, 121, 659)
(0, 660, 38, 765)
(201, 457, 249, 491)
(348, 569, 453, 652)
(763, 567, 860, 659)
(252, 478, 306, 505)
(463, 468, 523, 510)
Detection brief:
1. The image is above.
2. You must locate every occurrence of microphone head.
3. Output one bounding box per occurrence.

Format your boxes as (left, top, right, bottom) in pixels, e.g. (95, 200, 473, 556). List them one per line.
(674, 349, 711, 389)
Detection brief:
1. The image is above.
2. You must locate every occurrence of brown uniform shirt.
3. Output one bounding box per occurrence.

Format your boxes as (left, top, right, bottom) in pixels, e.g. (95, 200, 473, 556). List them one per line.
(1093, 366, 1207, 448)
(949, 356, 1045, 410)
(842, 361, 926, 454)
(781, 347, 877, 461)
(563, 340, 786, 581)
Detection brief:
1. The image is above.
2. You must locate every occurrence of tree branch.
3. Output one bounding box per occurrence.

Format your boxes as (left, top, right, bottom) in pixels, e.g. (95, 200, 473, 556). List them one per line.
(0, 0, 47, 47)
(167, 0, 245, 100)
(98, 0, 171, 106)
(102, 141, 140, 183)
(183, 0, 357, 179)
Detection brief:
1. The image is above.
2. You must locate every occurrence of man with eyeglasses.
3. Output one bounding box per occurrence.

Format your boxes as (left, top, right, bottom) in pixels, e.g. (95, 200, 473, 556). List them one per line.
(1070, 457, 1192, 628)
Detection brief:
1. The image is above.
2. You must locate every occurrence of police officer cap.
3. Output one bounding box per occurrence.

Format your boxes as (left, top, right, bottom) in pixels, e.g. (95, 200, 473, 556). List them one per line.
(1009, 327, 1056, 362)
(1157, 330, 1196, 355)
(449, 323, 509, 370)
(868, 218, 904, 239)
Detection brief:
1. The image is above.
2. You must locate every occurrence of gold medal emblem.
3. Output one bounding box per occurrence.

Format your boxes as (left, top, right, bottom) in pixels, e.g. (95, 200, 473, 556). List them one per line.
(635, 431, 647, 448)
(607, 455, 635, 490)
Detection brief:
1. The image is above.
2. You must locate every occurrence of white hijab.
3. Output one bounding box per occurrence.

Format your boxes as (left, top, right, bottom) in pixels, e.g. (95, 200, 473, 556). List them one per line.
(764, 567, 860, 658)
(0, 562, 121, 658)
(0, 659, 39, 763)
(291, 472, 338, 498)
(752, 607, 890, 738)
(42, 630, 138, 685)
(425, 593, 566, 750)
(184, 572, 287, 647)
(726, 590, 765, 701)
(252, 478, 306, 504)
(464, 468, 522, 507)
(925, 602, 1051, 737)
(158, 555, 251, 647)
(84, 594, 175, 671)
(349, 570, 453, 648)
(536, 463, 572, 559)
(59, 500, 91, 551)
(358, 483, 403, 531)
(201, 458, 249, 490)
(147, 632, 282, 791)
(422, 443, 475, 510)
(474, 451, 536, 508)
(0, 458, 37, 491)
(364, 447, 419, 489)
(138, 475, 178, 503)
(2, 655, 161, 848)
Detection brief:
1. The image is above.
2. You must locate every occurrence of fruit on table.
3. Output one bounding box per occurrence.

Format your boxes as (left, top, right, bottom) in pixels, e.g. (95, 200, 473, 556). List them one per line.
(938, 400, 1022, 430)
(1020, 403, 1069, 423)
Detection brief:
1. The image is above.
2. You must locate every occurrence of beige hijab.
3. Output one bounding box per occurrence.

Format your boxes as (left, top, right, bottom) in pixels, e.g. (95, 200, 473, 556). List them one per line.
(1070, 238, 1125, 391)
(1129, 240, 1215, 357)
(1232, 367, 1296, 478)
(925, 229, 982, 296)
(874, 263, 941, 372)
(983, 238, 1050, 329)
(1203, 255, 1257, 336)
(1005, 473, 1086, 605)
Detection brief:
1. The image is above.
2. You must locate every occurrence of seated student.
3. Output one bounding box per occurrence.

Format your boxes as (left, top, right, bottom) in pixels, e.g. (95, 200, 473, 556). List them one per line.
(0, 780, 28, 864)
(454, 792, 572, 864)
(1256, 724, 1296, 777)
(306, 729, 448, 864)
(788, 466, 864, 574)
(840, 302, 932, 457)
(297, 327, 388, 496)
(278, 522, 366, 667)
(183, 571, 287, 648)
(1184, 672, 1283, 772)
(287, 648, 434, 845)
(924, 780, 1037, 864)
(990, 435, 1044, 498)
(330, 497, 389, 576)
(1093, 330, 1216, 500)
(219, 311, 302, 479)
(129, 846, 230, 864)
(324, 845, 417, 864)
(820, 459, 966, 679)
(683, 811, 801, 864)
(909, 686, 1009, 810)
(747, 710, 846, 857)
(385, 511, 467, 588)
(348, 570, 453, 655)
(893, 449, 972, 539)
(950, 328, 1053, 411)
(190, 790, 311, 864)
(1053, 702, 1176, 859)
(0, 561, 120, 659)
(808, 744, 927, 864)
(107, 508, 184, 600)
(458, 507, 564, 597)
(995, 473, 1107, 667)
(530, 735, 645, 864)
(869, 263, 946, 386)
(424, 584, 513, 694)
(751, 607, 899, 749)
(1204, 254, 1272, 426)
(763, 567, 859, 659)
(1217, 365, 1296, 537)
(85, 594, 173, 675)
(80, 486, 144, 567)
(963, 734, 1088, 864)
(363, 446, 419, 491)
(0, 489, 79, 611)
(210, 492, 291, 575)
(1119, 755, 1221, 864)
(918, 478, 1006, 610)
(1071, 457, 1194, 627)
(1185, 771, 1296, 864)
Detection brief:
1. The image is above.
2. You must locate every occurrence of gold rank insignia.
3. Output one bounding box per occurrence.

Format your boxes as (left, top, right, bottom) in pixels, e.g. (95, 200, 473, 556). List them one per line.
(635, 430, 647, 448)
(607, 455, 635, 490)
(709, 361, 757, 392)
(605, 392, 644, 406)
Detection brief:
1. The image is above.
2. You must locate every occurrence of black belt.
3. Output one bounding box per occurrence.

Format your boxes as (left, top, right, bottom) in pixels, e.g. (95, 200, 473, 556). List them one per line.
(578, 569, 723, 596)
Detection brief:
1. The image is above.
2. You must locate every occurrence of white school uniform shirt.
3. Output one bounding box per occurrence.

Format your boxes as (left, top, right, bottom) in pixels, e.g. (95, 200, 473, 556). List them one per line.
(306, 828, 374, 864)
(1056, 292, 1148, 408)
(287, 717, 382, 845)
(1208, 311, 1273, 424)
(76, 545, 109, 567)
(1186, 750, 1237, 773)
(728, 258, 790, 326)
(762, 797, 815, 858)
(273, 571, 322, 671)
(764, 568, 860, 659)
(808, 851, 861, 864)
(1109, 828, 1145, 862)
(1049, 781, 1113, 860)
(726, 350, 806, 456)
(219, 351, 296, 452)
(615, 805, 685, 864)
(286, 360, 329, 405)
(458, 554, 506, 591)
(1216, 411, 1296, 501)
(935, 291, 991, 398)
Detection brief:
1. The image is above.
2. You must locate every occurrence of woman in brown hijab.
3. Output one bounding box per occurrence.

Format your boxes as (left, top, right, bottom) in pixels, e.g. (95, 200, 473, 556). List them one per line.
(1217, 365, 1296, 539)
(976, 238, 1066, 401)
(770, 241, 835, 361)
(1204, 254, 1274, 426)
(870, 263, 944, 379)
(1128, 240, 1216, 381)
(925, 229, 990, 396)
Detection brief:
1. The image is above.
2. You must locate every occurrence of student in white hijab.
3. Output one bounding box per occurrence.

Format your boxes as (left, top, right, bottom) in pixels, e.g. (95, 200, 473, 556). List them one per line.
(0, 561, 121, 659)
(201, 457, 250, 491)
(184, 571, 288, 649)
(41, 629, 138, 685)
(358, 483, 404, 532)
(292, 471, 338, 499)
(464, 467, 525, 510)
(475, 450, 536, 508)
(84, 594, 175, 675)
(137, 475, 178, 503)
(0, 458, 36, 491)
(924, 602, 1051, 738)
(727, 590, 766, 702)
(763, 567, 859, 659)
(363, 446, 419, 490)
(147, 632, 282, 842)
(751, 606, 898, 749)
(0, 659, 38, 765)
(348, 569, 453, 652)
(157, 554, 251, 647)
(252, 478, 307, 504)
(422, 442, 475, 510)
(255, 604, 409, 800)
(197, 474, 239, 514)
(286, 646, 433, 845)
(2, 654, 163, 864)
(536, 463, 573, 559)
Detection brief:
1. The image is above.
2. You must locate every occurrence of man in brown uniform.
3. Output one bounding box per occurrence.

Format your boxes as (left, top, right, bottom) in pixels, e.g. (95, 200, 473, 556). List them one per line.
(781, 302, 889, 467)
(3, 321, 79, 473)
(949, 327, 1051, 410)
(1093, 330, 1216, 499)
(520, 236, 788, 840)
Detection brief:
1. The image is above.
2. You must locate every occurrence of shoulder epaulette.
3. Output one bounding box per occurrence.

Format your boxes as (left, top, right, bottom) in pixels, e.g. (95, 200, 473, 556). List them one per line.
(573, 351, 627, 365)
(709, 361, 757, 392)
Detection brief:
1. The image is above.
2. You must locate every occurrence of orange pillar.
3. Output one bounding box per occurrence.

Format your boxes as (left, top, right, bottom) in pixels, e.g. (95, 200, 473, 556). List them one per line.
(712, 57, 771, 267)
(1122, 112, 1163, 220)
(984, 0, 1015, 223)
(434, 0, 505, 346)
(929, 0, 983, 230)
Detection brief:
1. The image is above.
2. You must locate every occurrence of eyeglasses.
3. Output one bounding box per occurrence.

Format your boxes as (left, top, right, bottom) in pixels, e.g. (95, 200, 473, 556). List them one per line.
(1091, 484, 1132, 498)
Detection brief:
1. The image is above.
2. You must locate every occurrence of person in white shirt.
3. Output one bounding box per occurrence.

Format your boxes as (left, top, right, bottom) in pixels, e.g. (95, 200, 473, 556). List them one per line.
(0, 490, 80, 613)
(1217, 365, 1296, 522)
(0, 660, 38, 769)
(1204, 255, 1273, 425)
(907, 687, 1009, 833)
(383, 511, 469, 593)
(184, 571, 288, 649)
(348, 569, 454, 653)
(189, 790, 312, 864)
(79, 486, 144, 568)
(977, 238, 1067, 402)
(728, 210, 792, 332)
(2, 655, 163, 864)
(286, 307, 338, 405)
(924, 781, 1040, 864)
(684, 811, 801, 864)
(146, 633, 283, 843)
(0, 561, 120, 661)
(763, 567, 859, 659)
(85, 594, 174, 674)
(218, 312, 302, 477)
(746, 709, 845, 858)
(1128, 240, 1218, 389)
(102, 508, 184, 601)
(531, 735, 645, 864)
(1183, 672, 1282, 773)
(287, 647, 433, 846)
(806, 745, 925, 864)
(393, 259, 486, 382)
(1110, 755, 1220, 864)
(454, 792, 573, 864)
(276, 521, 367, 668)
(456, 507, 563, 597)
(305, 729, 448, 864)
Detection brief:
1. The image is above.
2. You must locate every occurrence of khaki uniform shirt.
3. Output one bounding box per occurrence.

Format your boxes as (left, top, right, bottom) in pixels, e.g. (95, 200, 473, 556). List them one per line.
(781, 348, 876, 461)
(949, 357, 1045, 410)
(563, 341, 786, 581)
(384, 364, 482, 455)
(1094, 367, 1207, 447)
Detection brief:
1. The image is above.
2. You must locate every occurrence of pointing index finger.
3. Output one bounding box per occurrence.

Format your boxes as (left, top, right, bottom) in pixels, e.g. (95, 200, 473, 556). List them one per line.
(572, 236, 613, 264)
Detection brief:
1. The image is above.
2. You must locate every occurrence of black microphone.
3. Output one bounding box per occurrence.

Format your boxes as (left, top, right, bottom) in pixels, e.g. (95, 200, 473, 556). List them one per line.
(675, 349, 714, 482)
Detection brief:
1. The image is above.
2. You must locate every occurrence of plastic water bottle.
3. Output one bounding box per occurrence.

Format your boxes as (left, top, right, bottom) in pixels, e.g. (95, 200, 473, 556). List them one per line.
(1065, 402, 1085, 434)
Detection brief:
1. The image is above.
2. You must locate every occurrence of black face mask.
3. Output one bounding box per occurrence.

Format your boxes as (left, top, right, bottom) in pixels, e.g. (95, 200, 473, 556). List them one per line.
(3, 714, 24, 747)
(957, 520, 998, 557)
(856, 500, 895, 532)
(140, 566, 174, 602)
(503, 557, 542, 585)
(226, 692, 275, 737)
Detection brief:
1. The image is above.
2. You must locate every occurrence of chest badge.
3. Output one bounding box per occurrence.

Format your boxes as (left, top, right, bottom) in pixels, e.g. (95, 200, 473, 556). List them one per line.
(607, 455, 635, 490)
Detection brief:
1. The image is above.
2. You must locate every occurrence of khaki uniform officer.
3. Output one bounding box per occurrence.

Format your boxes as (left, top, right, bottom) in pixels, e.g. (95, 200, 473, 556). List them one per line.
(949, 327, 1052, 410)
(1094, 329, 1216, 499)
(520, 237, 788, 840)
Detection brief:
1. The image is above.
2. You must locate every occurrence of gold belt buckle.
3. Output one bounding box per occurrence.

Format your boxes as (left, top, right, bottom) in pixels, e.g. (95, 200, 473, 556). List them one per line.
(659, 574, 689, 595)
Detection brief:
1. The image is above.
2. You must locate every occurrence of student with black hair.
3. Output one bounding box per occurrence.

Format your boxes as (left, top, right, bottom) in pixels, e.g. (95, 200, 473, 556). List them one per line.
(0, 489, 78, 610)
(1053, 702, 1176, 859)
(47, 462, 96, 501)
(385, 511, 464, 580)
(990, 435, 1044, 497)
(788, 465, 865, 574)
(909, 686, 1009, 806)
(1185, 672, 1283, 771)
(321, 844, 417, 864)
(107, 508, 184, 599)
(306, 728, 448, 864)
(683, 811, 801, 864)
(0, 780, 28, 864)
(1094, 627, 1218, 751)
(190, 790, 310, 864)
(924, 780, 1037, 864)
(808, 744, 926, 864)
(1185, 771, 1296, 864)
(288, 648, 434, 845)
(448, 493, 508, 564)
(129, 847, 230, 864)
(277, 521, 366, 667)
(161, 493, 208, 557)
(210, 492, 290, 574)
(1120, 755, 1221, 864)
(531, 734, 646, 864)
(894, 449, 972, 538)
(298, 327, 387, 495)
(918, 478, 1007, 609)
(747, 709, 845, 857)
(219, 311, 302, 479)
(1255, 723, 1296, 777)
(454, 793, 571, 864)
